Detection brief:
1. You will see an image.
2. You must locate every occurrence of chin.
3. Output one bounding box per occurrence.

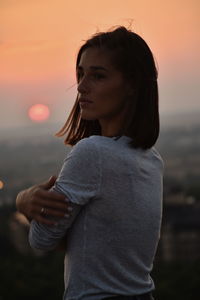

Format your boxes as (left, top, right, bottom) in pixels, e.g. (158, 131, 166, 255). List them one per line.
(80, 111, 97, 121)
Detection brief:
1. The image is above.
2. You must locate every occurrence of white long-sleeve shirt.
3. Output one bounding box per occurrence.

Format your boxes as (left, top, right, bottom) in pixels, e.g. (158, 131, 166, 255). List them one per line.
(29, 135, 164, 300)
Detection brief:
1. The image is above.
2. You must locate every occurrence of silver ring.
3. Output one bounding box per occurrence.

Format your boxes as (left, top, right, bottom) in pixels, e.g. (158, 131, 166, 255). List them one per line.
(40, 207, 46, 215)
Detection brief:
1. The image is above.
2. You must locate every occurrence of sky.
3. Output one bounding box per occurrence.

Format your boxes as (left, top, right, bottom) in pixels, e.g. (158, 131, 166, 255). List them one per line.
(0, 0, 200, 129)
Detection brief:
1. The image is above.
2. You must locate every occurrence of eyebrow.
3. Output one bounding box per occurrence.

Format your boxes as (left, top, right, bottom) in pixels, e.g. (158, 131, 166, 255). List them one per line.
(77, 65, 108, 72)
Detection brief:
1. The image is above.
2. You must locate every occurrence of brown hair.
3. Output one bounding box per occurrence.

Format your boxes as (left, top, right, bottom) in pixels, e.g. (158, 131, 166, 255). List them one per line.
(56, 26, 159, 149)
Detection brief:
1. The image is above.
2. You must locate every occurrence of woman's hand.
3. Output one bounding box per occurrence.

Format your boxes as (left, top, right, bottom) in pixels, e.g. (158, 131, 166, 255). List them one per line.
(16, 176, 71, 225)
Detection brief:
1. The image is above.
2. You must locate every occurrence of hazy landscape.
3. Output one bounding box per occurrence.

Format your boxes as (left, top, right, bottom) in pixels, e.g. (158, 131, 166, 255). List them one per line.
(0, 111, 200, 300)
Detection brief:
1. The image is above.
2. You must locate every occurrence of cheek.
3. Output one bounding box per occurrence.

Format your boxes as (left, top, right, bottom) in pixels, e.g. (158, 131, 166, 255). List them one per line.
(96, 83, 126, 111)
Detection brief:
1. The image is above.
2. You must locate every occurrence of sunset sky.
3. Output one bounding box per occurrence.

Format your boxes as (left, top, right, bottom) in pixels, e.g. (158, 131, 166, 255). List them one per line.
(0, 0, 199, 129)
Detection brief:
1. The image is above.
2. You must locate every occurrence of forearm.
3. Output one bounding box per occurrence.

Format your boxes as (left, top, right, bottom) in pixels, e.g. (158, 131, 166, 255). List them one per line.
(29, 203, 81, 251)
(29, 220, 66, 251)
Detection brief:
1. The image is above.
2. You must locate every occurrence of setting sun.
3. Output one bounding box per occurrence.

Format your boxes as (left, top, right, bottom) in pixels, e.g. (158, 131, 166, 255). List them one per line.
(28, 104, 50, 122)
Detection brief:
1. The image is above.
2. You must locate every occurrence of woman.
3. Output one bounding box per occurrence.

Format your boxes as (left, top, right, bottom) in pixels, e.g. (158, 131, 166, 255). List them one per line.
(16, 26, 163, 300)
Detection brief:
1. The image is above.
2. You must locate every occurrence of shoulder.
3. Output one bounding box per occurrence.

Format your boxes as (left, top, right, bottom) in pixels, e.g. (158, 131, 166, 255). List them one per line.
(69, 135, 118, 164)
(68, 136, 103, 162)
(72, 135, 110, 152)
(72, 136, 99, 152)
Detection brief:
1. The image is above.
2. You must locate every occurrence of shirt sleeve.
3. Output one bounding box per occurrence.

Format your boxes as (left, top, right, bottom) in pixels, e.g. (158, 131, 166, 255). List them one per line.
(53, 137, 101, 205)
(29, 137, 101, 251)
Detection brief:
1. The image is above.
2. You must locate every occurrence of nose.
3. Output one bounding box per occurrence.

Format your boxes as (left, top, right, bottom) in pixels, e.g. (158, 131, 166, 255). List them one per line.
(77, 76, 90, 94)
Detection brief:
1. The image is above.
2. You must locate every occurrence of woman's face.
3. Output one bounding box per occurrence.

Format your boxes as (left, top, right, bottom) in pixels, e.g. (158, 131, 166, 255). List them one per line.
(77, 47, 132, 123)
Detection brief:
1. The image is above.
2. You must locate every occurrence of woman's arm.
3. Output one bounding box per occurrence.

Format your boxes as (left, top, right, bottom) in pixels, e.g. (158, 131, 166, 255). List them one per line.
(28, 138, 101, 251)
(29, 201, 82, 251)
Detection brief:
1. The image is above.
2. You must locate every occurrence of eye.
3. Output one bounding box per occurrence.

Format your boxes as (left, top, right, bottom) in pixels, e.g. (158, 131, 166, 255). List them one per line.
(77, 71, 83, 82)
(77, 71, 106, 83)
(92, 73, 105, 80)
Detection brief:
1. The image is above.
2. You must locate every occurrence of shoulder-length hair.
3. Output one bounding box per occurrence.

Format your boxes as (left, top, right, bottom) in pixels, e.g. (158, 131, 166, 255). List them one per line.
(56, 26, 159, 149)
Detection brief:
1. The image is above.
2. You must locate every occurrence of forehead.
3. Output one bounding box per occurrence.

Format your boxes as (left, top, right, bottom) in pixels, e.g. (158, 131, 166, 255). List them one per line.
(78, 47, 116, 71)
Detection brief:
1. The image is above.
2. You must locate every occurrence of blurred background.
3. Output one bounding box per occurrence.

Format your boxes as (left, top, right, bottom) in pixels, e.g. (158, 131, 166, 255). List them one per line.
(0, 0, 200, 299)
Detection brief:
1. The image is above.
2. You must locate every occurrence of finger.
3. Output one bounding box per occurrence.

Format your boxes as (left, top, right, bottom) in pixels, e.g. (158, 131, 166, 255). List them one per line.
(47, 190, 66, 201)
(42, 207, 70, 218)
(39, 199, 69, 212)
(32, 204, 71, 220)
(33, 189, 66, 203)
(39, 175, 57, 190)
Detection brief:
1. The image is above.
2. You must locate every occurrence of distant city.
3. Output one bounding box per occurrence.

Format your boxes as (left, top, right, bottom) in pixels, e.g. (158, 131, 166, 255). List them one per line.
(0, 111, 200, 262)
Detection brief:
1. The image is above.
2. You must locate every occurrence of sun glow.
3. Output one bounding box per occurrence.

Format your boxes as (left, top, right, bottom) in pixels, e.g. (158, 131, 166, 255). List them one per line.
(28, 104, 50, 122)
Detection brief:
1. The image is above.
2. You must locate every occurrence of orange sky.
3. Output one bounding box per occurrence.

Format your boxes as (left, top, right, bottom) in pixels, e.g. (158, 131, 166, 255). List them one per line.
(0, 0, 200, 128)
